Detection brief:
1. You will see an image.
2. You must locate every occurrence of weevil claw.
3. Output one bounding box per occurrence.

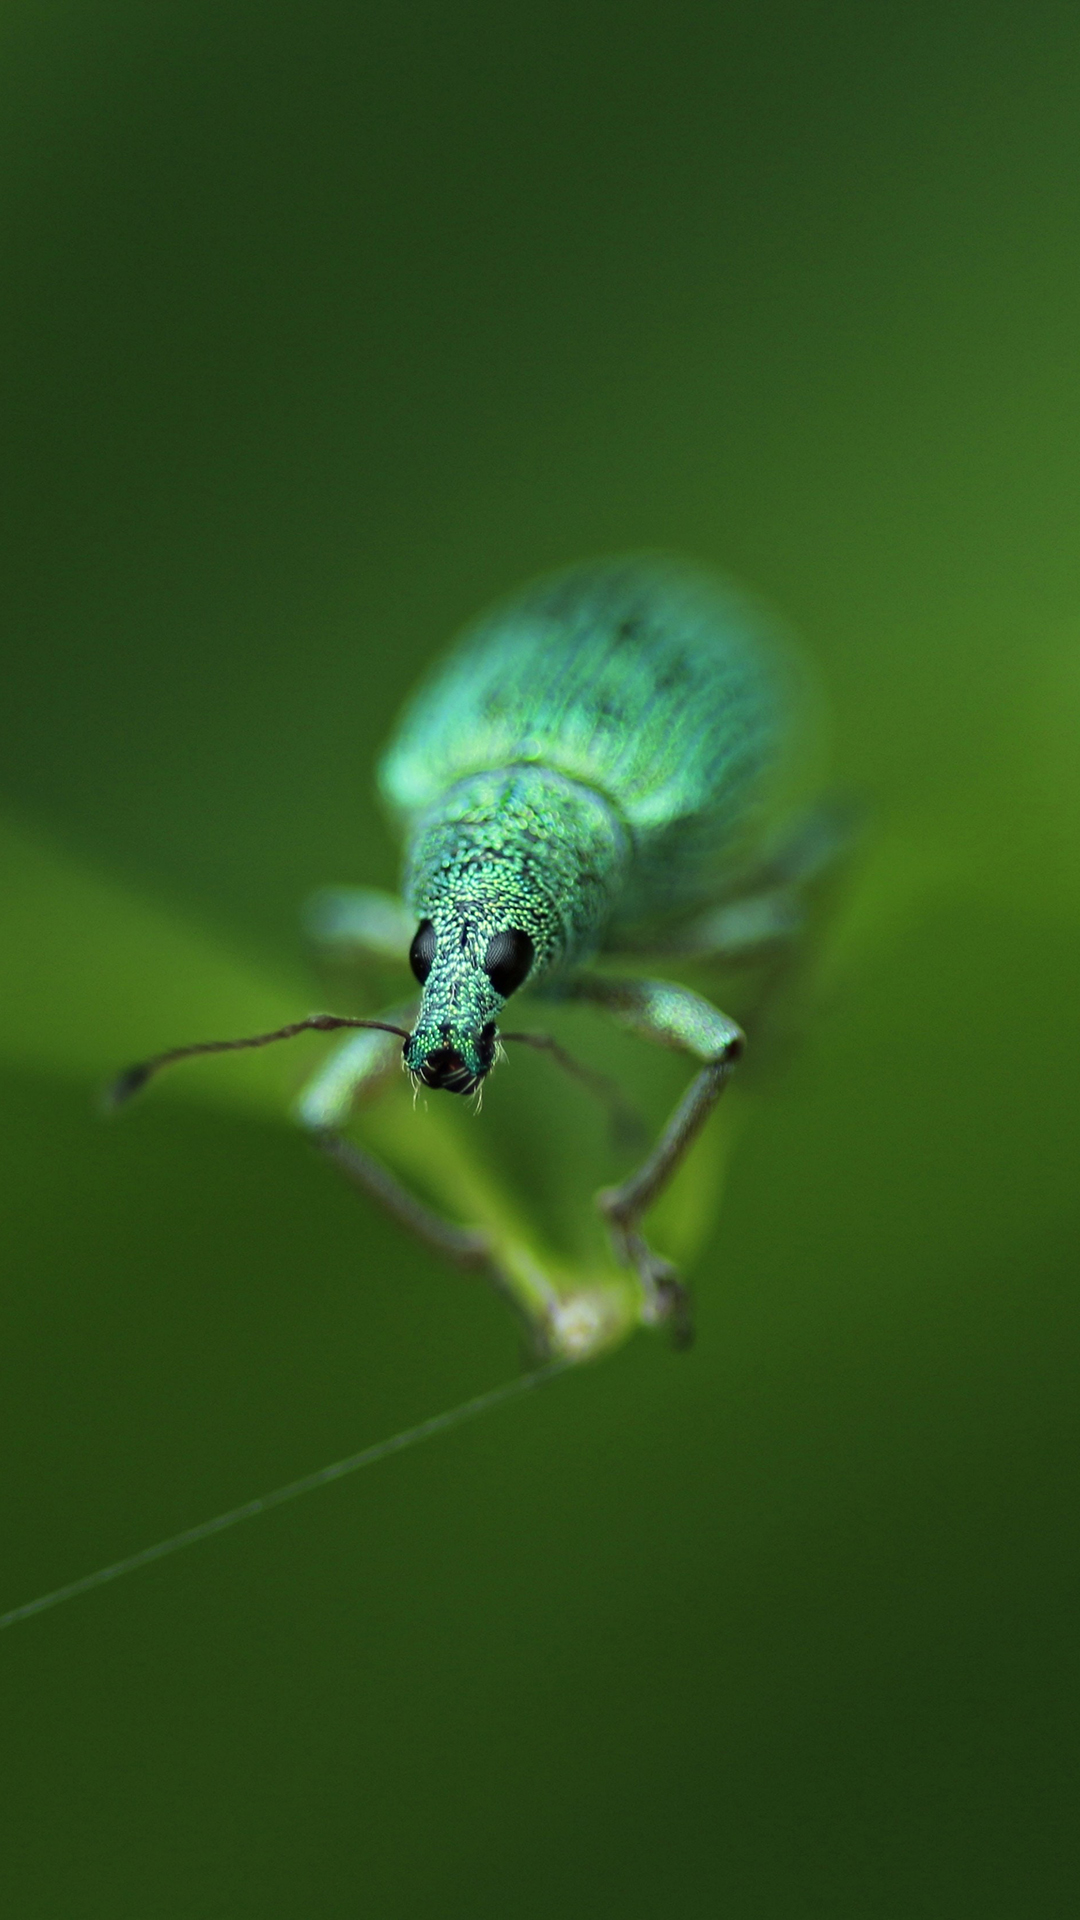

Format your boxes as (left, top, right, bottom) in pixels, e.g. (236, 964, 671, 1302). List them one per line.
(596, 1192, 694, 1346)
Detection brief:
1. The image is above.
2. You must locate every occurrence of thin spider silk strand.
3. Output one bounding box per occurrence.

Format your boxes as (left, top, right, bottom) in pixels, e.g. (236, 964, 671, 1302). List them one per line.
(0, 1362, 568, 1632)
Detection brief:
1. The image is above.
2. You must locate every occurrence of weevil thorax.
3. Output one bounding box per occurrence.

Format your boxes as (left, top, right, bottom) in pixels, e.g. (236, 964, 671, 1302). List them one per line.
(401, 767, 628, 1094)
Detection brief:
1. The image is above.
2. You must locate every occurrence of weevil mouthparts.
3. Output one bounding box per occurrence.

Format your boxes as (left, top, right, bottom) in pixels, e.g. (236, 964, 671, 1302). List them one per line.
(415, 1048, 482, 1096)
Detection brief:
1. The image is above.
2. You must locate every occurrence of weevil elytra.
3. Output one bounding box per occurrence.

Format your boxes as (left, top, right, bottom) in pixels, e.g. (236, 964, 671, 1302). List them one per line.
(115, 556, 837, 1360)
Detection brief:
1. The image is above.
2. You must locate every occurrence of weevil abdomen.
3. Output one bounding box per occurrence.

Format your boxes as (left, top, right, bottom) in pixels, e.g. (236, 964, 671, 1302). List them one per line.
(380, 556, 807, 943)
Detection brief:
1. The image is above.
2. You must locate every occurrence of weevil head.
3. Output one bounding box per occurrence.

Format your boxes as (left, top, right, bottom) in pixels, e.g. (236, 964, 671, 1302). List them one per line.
(402, 912, 535, 1095)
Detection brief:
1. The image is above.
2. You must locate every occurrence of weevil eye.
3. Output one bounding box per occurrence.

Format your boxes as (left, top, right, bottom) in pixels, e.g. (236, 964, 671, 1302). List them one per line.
(483, 928, 534, 997)
(409, 919, 437, 984)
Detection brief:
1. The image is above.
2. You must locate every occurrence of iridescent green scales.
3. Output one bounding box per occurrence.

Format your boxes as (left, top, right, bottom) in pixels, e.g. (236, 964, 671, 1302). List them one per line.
(381, 557, 799, 940)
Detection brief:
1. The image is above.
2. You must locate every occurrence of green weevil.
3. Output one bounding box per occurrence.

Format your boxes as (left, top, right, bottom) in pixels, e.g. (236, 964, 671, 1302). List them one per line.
(2, 555, 844, 1628)
(115, 555, 835, 1356)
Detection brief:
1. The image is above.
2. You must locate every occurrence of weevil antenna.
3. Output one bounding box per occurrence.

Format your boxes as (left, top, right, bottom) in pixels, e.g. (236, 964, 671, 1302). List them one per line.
(500, 1029, 646, 1149)
(0, 1362, 569, 1632)
(105, 1015, 412, 1108)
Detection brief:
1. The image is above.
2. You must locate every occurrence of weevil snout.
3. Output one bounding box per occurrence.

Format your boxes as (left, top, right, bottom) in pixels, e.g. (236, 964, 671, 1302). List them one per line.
(404, 909, 535, 1093)
(404, 1020, 497, 1095)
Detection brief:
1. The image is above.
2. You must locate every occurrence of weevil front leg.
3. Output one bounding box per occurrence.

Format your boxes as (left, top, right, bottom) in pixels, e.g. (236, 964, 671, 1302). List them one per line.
(294, 1013, 514, 1307)
(558, 976, 745, 1342)
(620, 800, 859, 965)
(630, 801, 860, 1071)
(303, 886, 416, 966)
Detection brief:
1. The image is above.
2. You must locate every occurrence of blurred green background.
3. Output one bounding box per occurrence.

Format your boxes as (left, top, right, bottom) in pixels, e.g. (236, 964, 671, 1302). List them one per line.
(2, 2, 1079, 1913)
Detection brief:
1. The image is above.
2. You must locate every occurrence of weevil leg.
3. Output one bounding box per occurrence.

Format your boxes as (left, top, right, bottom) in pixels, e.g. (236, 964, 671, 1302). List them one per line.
(294, 1010, 415, 1133)
(294, 1006, 519, 1318)
(737, 797, 861, 895)
(312, 1127, 529, 1329)
(556, 976, 745, 1342)
(615, 799, 860, 964)
(499, 1028, 647, 1151)
(313, 1131, 494, 1271)
(302, 886, 416, 965)
(661, 885, 806, 964)
(620, 800, 860, 1076)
